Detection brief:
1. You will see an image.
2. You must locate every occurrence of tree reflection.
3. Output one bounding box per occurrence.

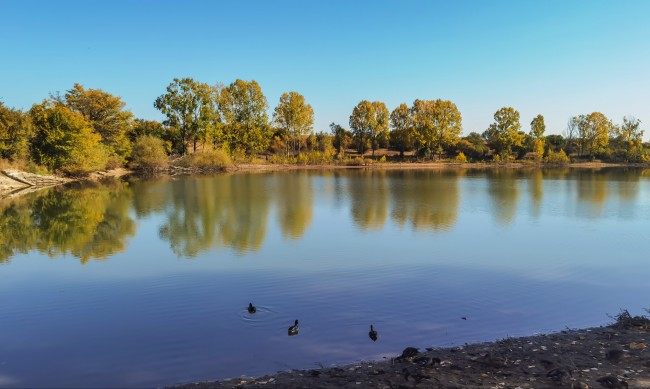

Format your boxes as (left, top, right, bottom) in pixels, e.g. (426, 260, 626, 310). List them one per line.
(0, 179, 136, 264)
(348, 170, 389, 230)
(486, 170, 521, 225)
(527, 169, 543, 218)
(274, 172, 313, 239)
(389, 170, 461, 231)
(158, 174, 271, 256)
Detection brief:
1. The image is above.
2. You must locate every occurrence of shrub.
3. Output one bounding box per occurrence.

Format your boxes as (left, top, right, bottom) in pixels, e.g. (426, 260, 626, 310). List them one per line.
(545, 148, 570, 164)
(175, 149, 232, 170)
(130, 135, 169, 171)
(455, 152, 468, 163)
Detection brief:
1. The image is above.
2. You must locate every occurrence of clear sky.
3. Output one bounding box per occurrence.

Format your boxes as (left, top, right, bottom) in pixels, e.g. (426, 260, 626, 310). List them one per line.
(1, 0, 649, 138)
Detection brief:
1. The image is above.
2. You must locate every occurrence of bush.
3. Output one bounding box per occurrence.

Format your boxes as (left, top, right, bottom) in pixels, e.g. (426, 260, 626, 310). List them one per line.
(545, 148, 570, 164)
(455, 152, 467, 162)
(130, 135, 169, 171)
(175, 149, 232, 170)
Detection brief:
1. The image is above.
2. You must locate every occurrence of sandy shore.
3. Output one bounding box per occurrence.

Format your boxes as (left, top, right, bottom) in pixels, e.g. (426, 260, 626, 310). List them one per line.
(171, 318, 650, 389)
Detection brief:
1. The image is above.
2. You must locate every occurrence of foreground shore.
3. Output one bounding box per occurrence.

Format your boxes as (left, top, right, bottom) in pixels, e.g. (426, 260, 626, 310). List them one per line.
(172, 318, 650, 389)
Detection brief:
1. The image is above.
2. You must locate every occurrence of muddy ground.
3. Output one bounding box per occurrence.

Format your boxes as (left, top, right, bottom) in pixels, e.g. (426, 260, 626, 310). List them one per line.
(172, 316, 650, 389)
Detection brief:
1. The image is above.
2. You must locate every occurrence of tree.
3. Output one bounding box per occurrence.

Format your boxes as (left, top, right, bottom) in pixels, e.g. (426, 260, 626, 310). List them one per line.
(64, 83, 134, 161)
(130, 135, 169, 171)
(29, 101, 108, 174)
(0, 102, 32, 161)
(563, 116, 579, 155)
(349, 100, 389, 157)
(130, 119, 175, 154)
(273, 91, 314, 156)
(576, 112, 612, 158)
(612, 116, 644, 161)
(484, 107, 523, 158)
(530, 114, 546, 161)
(154, 78, 219, 155)
(389, 103, 413, 158)
(219, 79, 270, 156)
(410, 99, 462, 160)
(330, 122, 352, 155)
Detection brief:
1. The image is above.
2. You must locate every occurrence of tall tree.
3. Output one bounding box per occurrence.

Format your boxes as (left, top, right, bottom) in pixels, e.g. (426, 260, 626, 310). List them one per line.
(410, 99, 462, 160)
(273, 91, 314, 156)
(389, 103, 413, 158)
(484, 107, 523, 158)
(530, 114, 546, 161)
(330, 122, 352, 153)
(576, 112, 612, 158)
(154, 78, 219, 155)
(64, 83, 134, 161)
(349, 100, 389, 157)
(29, 101, 108, 174)
(219, 79, 270, 156)
(0, 102, 32, 161)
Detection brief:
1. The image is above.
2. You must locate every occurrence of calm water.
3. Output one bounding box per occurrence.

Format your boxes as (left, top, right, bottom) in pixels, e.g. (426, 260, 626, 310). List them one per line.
(1, 168, 649, 388)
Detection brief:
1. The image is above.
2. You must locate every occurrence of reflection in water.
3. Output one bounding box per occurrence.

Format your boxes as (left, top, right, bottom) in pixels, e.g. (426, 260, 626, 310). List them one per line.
(348, 170, 389, 230)
(390, 170, 460, 231)
(0, 180, 136, 264)
(486, 170, 521, 225)
(274, 172, 313, 239)
(0, 168, 646, 262)
(158, 174, 271, 256)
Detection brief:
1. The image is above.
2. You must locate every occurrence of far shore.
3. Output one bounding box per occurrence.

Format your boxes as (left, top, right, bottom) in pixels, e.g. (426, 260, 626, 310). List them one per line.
(2, 160, 649, 200)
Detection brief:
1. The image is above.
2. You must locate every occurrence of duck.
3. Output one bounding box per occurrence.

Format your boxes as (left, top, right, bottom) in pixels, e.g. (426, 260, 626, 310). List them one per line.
(288, 319, 299, 336)
(369, 325, 378, 342)
(247, 303, 256, 314)
(596, 375, 628, 389)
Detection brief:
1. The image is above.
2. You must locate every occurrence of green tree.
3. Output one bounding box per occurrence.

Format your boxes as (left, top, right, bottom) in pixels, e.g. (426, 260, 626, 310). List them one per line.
(613, 116, 644, 161)
(389, 103, 413, 158)
(130, 118, 174, 154)
(576, 112, 612, 158)
(484, 107, 523, 158)
(349, 100, 389, 157)
(0, 102, 32, 161)
(29, 101, 108, 174)
(64, 83, 134, 162)
(410, 99, 462, 160)
(154, 78, 219, 155)
(330, 122, 352, 156)
(273, 91, 314, 156)
(219, 79, 270, 157)
(530, 115, 546, 161)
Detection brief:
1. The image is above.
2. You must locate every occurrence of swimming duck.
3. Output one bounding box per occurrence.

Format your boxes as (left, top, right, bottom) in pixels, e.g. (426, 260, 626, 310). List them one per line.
(369, 325, 378, 342)
(596, 375, 628, 389)
(288, 319, 299, 336)
(247, 303, 256, 314)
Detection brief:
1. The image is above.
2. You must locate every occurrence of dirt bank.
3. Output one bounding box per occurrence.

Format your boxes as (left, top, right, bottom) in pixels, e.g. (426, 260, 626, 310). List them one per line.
(172, 318, 650, 389)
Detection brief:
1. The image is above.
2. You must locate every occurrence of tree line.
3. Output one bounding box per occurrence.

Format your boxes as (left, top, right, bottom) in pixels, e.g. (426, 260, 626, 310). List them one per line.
(1, 78, 648, 174)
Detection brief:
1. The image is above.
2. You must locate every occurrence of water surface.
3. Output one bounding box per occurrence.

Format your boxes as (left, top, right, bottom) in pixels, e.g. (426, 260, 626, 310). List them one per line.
(1, 168, 649, 388)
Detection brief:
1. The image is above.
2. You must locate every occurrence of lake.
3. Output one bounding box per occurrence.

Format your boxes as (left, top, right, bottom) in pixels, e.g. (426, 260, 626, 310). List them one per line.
(1, 168, 649, 388)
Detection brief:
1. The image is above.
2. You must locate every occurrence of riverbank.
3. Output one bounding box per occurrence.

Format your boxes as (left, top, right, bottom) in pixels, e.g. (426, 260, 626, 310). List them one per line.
(173, 314, 650, 389)
(2, 161, 648, 200)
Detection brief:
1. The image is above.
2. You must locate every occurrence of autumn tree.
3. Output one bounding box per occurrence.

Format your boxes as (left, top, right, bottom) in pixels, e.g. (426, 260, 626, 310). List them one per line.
(130, 119, 174, 154)
(330, 123, 352, 156)
(530, 114, 546, 161)
(410, 99, 462, 159)
(64, 83, 134, 162)
(612, 116, 644, 161)
(349, 100, 389, 157)
(0, 102, 32, 161)
(576, 112, 612, 158)
(390, 103, 413, 158)
(273, 91, 314, 156)
(484, 107, 523, 158)
(219, 79, 270, 157)
(154, 78, 219, 155)
(29, 101, 108, 174)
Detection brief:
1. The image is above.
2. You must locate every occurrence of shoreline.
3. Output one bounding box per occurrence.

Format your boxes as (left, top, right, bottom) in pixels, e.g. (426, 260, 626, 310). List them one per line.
(2, 161, 649, 201)
(171, 319, 650, 389)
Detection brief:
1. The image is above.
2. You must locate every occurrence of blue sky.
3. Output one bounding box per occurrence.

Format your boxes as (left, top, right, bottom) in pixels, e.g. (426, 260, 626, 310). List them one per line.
(1, 0, 649, 138)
